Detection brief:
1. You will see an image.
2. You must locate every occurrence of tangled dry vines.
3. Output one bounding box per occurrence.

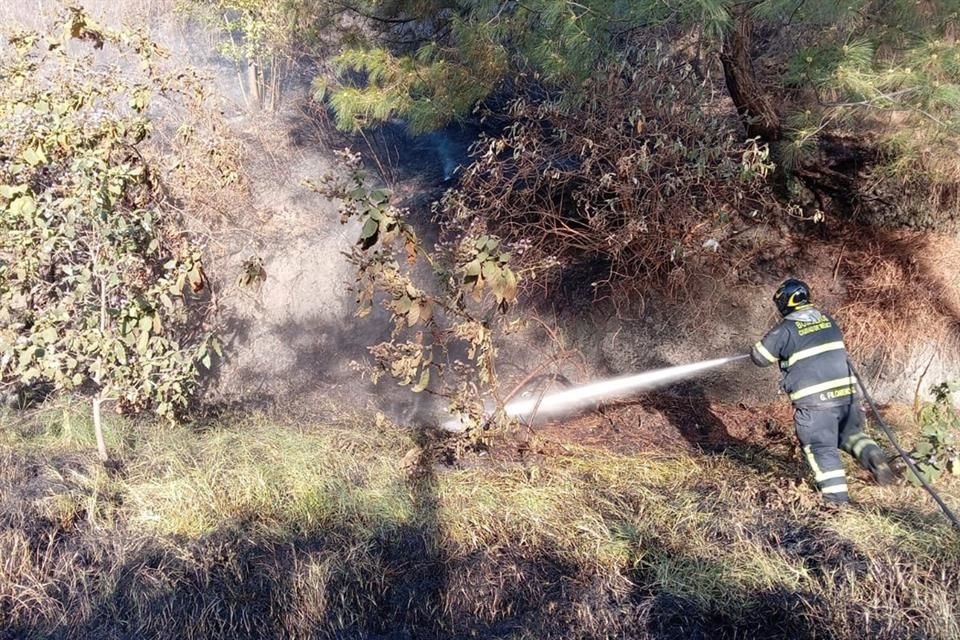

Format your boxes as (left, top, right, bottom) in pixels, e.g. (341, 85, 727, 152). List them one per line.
(446, 53, 776, 310)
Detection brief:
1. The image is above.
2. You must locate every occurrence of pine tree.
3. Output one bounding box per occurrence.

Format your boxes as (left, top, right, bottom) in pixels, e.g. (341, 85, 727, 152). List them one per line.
(327, 0, 960, 223)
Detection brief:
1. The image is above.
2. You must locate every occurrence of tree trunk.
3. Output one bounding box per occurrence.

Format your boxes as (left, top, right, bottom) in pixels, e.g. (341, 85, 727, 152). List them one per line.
(93, 395, 108, 462)
(236, 66, 250, 110)
(94, 269, 110, 463)
(223, 13, 250, 110)
(719, 10, 781, 144)
(270, 54, 282, 112)
(247, 59, 261, 110)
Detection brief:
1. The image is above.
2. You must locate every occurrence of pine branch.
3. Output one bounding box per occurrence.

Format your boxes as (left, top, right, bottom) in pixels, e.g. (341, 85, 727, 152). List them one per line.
(331, 0, 420, 24)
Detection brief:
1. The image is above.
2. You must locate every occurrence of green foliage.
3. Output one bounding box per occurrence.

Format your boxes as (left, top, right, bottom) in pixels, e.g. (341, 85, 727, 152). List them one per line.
(330, 20, 507, 133)
(323, 0, 960, 222)
(0, 11, 216, 421)
(910, 382, 960, 486)
(325, 1, 686, 131)
(309, 150, 522, 434)
(768, 3, 960, 190)
(461, 235, 518, 306)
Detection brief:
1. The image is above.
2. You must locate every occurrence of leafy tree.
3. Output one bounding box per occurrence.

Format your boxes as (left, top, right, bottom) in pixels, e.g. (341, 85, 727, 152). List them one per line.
(0, 10, 217, 460)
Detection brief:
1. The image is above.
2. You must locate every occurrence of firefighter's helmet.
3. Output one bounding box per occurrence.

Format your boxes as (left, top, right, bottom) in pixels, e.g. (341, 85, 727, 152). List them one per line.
(774, 278, 811, 316)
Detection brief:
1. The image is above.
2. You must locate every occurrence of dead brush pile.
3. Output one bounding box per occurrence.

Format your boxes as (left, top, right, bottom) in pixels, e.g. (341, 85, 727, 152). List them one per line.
(2, 405, 960, 639)
(443, 51, 776, 310)
(836, 230, 960, 368)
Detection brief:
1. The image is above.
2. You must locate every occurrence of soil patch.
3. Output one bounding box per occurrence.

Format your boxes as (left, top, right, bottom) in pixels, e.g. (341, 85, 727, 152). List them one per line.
(525, 395, 795, 455)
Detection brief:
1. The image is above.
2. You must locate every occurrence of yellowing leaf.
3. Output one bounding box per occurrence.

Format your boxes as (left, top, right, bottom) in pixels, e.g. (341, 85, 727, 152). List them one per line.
(10, 195, 36, 217)
(0, 184, 27, 199)
(412, 367, 430, 392)
(407, 302, 421, 326)
(394, 295, 413, 314)
(491, 272, 506, 302)
(41, 326, 59, 343)
(188, 264, 204, 292)
(21, 146, 47, 166)
(419, 300, 433, 324)
(503, 268, 519, 302)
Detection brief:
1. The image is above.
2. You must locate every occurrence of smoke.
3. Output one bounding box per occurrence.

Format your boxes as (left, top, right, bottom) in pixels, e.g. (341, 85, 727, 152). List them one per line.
(2, 1, 177, 35)
(0, 1, 370, 406)
(419, 131, 461, 181)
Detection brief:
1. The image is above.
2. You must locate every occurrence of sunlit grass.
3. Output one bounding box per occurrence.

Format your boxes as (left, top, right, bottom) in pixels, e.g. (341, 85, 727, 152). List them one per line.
(120, 414, 415, 537)
(1, 403, 958, 638)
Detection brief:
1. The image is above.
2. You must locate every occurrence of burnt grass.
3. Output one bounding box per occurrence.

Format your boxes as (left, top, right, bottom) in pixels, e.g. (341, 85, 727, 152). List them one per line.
(1, 412, 959, 640)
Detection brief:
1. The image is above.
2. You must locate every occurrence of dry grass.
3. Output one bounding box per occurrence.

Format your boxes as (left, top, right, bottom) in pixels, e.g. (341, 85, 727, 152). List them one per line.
(1, 402, 959, 639)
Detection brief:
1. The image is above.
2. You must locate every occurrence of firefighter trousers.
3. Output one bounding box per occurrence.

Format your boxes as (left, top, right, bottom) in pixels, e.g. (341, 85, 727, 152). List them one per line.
(794, 403, 883, 502)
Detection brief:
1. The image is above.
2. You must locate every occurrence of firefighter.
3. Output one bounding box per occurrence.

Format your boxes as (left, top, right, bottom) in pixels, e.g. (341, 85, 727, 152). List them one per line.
(751, 278, 894, 503)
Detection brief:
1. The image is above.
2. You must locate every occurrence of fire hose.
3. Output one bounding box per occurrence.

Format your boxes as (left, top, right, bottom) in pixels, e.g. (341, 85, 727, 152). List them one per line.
(847, 357, 960, 530)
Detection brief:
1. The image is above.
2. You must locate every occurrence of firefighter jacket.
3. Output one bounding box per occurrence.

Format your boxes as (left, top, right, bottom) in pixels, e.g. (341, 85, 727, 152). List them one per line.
(750, 307, 858, 408)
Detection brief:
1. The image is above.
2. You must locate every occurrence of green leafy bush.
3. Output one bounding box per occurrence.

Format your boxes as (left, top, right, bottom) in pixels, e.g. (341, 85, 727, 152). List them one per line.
(911, 382, 960, 485)
(0, 10, 216, 458)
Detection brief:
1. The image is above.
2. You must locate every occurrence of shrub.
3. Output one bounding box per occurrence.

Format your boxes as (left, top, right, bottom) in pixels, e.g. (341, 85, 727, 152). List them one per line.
(446, 49, 775, 306)
(911, 382, 960, 485)
(0, 10, 217, 459)
(311, 149, 528, 439)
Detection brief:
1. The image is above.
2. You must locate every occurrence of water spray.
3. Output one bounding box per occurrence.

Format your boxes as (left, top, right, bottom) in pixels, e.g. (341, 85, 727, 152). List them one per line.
(442, 354, 749, 431)
(505, 354, 749, 420)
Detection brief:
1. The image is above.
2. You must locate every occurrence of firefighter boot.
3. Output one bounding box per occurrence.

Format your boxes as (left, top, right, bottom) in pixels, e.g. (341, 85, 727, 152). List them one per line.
(865, 449, 895, 486)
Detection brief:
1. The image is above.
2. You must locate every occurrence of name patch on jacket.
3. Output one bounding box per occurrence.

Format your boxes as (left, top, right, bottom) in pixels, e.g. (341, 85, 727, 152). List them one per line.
(795, 318, 832, 336)
(821, 386, 855, 402)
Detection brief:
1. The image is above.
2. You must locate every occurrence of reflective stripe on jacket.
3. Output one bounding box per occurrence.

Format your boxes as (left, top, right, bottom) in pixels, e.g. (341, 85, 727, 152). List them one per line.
(750, 307, 857, 407)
